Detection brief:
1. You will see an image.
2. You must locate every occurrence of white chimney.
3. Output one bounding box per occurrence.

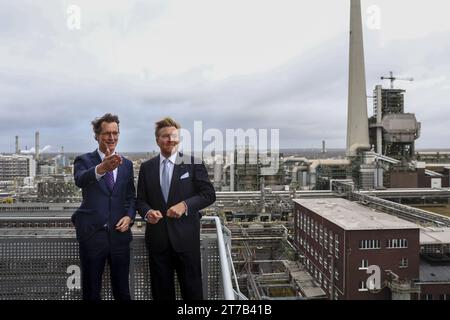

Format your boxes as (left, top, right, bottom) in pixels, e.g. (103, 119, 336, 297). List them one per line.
(346, 0, 370, 157)
(35, 131, 40, 161)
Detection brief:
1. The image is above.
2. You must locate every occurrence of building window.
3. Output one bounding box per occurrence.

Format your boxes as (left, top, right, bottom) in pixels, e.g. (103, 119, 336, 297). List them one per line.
(334, 292, 338, 300)
(324, 259, 328, 271)
(359, 240, 381, 250)
(319, 256, 323, 265)
(359, 259, 369, 270)
(334, 270, 339, 280)
(387, 239, 408, 249)
(334, 234, 339, 258)
(400, 258, 408, 268)
(421, 294, 433, 300)
(359, 281, 368, 292)
(315, 222, 318, 241)
(319, 225, 323, 245)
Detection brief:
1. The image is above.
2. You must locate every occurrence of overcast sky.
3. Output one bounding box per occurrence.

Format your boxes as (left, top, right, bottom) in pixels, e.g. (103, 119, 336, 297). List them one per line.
(1, 0, 449, 153)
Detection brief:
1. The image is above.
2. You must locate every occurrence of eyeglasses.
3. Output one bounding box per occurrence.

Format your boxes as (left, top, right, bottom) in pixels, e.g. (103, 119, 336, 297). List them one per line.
(159, 133, 179, 140)
(100, 131, 120, 137)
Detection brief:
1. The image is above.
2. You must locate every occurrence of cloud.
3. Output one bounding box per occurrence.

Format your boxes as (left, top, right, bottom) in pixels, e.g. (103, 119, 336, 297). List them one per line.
(1, 1, 450, 153)
(19, 145, 52, 154)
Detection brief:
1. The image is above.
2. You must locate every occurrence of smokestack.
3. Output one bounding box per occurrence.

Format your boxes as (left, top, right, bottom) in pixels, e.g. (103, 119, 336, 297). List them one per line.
(322, 140, 326, 154)
(35, 131, 40, 161)
(15, 136, 19, 154)
(346, 0, 370, 157)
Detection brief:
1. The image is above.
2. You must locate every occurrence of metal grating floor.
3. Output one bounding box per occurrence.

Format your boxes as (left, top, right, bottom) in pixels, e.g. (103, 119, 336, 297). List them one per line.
(0, 228, 227, 300)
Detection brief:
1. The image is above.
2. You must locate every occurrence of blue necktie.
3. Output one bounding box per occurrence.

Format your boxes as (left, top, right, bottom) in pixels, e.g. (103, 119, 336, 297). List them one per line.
(105, 170, 115, 192)
(161, 159, 170, 202)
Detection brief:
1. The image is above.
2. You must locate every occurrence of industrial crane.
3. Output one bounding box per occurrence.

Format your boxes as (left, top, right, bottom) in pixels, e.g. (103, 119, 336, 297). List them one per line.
(381, 71, 414, 89)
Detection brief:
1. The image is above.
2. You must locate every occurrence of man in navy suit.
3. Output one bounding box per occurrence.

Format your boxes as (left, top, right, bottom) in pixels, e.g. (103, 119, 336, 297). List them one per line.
(136, 117, 216, 300)
(72, 113, 136, 300)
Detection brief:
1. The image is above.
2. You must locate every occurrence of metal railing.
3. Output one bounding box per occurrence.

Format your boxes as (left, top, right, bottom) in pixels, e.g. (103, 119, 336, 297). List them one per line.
(350, 192, 450, 227)
(0, 216, 243, 300)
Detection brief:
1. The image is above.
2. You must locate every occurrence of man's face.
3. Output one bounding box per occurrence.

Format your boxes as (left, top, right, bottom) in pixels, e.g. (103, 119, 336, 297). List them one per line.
(97, 122, 119, 154)
(156, 126, 179, 157)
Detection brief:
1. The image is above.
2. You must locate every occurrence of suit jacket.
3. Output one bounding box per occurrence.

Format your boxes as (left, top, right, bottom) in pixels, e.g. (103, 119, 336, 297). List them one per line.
(136, 152, 216, 253)
(72, 150, 136, 243)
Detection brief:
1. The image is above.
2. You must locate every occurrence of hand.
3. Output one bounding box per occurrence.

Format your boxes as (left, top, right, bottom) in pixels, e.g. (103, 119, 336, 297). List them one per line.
(97, 148, 123, 174)
(115, 216, 131, 232)
(167, 202, 186, 219)
(146, 210, 163, 224)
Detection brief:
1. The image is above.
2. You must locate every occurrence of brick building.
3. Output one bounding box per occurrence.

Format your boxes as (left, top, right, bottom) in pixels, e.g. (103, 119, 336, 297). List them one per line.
(293, 198, 421, 300)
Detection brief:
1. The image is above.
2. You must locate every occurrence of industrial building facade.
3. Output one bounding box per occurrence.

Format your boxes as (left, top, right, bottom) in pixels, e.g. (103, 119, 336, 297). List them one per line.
(293, 198, 421, 300)
(0, 155, 36, 181)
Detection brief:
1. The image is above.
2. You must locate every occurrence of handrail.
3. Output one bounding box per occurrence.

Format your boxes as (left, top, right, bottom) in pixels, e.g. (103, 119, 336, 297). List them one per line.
(201, 216, 235, 300)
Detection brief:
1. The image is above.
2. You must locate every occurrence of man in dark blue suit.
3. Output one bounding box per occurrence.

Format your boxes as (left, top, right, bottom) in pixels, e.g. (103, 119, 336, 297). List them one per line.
(72, 113, 136, 300)
(136, 117, 216, 300)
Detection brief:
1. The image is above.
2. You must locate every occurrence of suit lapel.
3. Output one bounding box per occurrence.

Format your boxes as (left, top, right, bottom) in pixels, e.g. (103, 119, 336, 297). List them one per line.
(154, 156, 166, 203)
(167, 153, 185, 204)
(91, 150, 111, 196)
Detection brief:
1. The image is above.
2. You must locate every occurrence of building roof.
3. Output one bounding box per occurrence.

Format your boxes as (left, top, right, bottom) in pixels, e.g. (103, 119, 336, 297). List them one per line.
(420, 259, 450, 283)
(293, 198, 419, 231)
(420, 227, 450, 245)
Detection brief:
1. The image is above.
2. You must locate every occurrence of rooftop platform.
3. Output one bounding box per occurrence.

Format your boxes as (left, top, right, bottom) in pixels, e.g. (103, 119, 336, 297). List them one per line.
(420, 259, 450, 283)
(0, 216, 242, 300)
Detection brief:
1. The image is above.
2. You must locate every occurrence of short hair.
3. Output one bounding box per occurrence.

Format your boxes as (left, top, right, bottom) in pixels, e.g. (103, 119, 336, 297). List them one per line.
(155, 117, 180, 138)
(91, 113, 120, 139)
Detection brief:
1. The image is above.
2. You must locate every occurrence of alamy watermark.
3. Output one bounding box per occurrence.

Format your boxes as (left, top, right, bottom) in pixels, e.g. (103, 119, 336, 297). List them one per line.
(366, 4, 382, 30)
(66, 265, 81, 290)
(176, 121, 280, 175)
(366, 265, 382, 291)
(66, 4, 81, 30)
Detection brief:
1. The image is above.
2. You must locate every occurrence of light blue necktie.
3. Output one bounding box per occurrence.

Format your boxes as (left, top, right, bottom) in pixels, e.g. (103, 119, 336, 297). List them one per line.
(161, 159, 170, 202)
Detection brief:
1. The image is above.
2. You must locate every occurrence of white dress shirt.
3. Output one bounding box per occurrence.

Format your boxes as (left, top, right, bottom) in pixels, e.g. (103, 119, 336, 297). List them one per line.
(144, 152, 188, 221)
(95, 149, 118, 181)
